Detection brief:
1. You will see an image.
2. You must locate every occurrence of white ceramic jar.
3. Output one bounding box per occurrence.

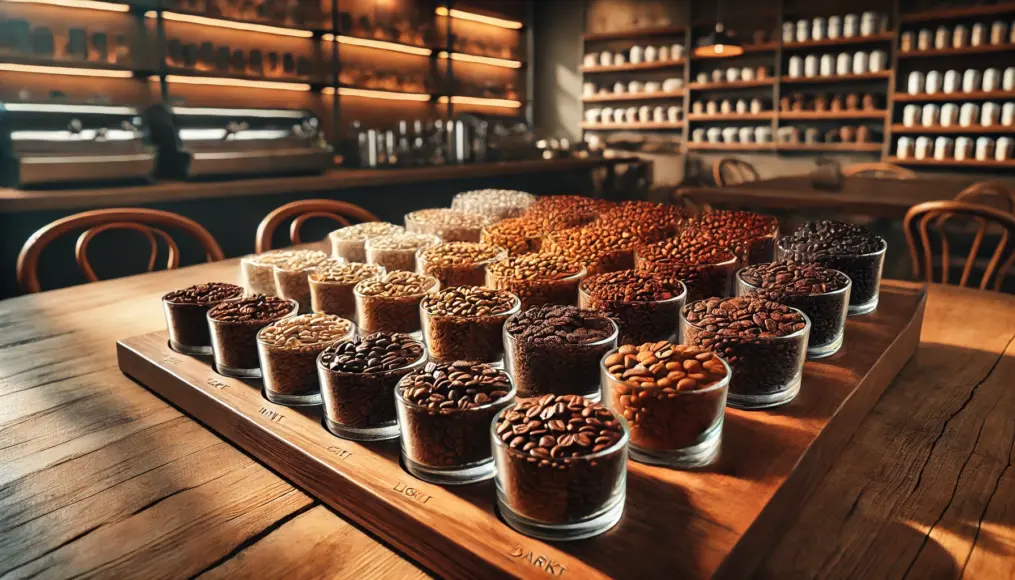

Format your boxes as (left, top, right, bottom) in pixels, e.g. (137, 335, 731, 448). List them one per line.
(960, 102, 980, 127)
(901, 31, 915, 52)
(628, 80, 644, 93)
(935, 25, 950, 49)
(914, 136, 932, 159)
(996, 136, 1013, 160)
(805, 54, 819, 77)
(925, 70, 942, 94)
(982, 102, 1001, 126)
(971, 23, 986, 46)
(706, 127, 721, 143)
(1004, 67, 1015, 91)
(918, 28, 932, 50)
(869, 50, 887, 72)
(613, 82, 626, 94)
(613, 108, 626, 123)
(820, 54, 834, 76)
(941, 103, 959, 127)
(828, 16, 842, 39)
(789, 56, 803, 78)
(739, 126, 755, 143)
(953, 25, 969, 48)
(963, 69, 982, 93)
(860, 11, 878, 36)
(667, 106, 681, 123)
(903, 104, 921, 127)
(722, 127, 738, 143)
(991, 20, 1009, 45)
(908, 71, 926, 95)
(976, 137, 995, 160)
(644, 46, 658, 62)
(943, 70, 960, 93)
(644, 81, 661, 93)
(922, 103, 940, 126)
(955, 136, 973, 160)
(782, 22, 795, 43)
(1003, 102, 1015, 126)
(599, 51, 613, 66)
(897, 137, 913, 159)
(796, 19, 809, 42)
(837, 52, 852, 75)
(736, 99, 748, 113)
(692, 128, 705, 142)
(638, 106, 651, 123)
(812, 17, 826, 41)
(750, 98, 763, 114)
(934, 136, 954, 160)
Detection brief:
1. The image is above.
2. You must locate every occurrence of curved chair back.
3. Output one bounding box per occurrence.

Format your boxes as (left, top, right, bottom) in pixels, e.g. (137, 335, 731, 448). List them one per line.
(842, 162, 916, 179)
(903, 200, 1015, 291)
(954, 181, 1015, 214)
(17, 208, 223, 294)
(712, 158, 759, 187)
(255, 199, 380, 253)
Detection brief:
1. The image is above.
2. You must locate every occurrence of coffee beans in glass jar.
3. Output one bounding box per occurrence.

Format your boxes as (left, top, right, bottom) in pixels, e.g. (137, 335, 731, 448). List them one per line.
(681, 297, 809, 409)
(329, 222, 405, 263)
(737, 261, 851, 358)
(481, 217, 545, 256)
(207, 295, 298, 378)
(524, 195, 606, 226)
(485, 253, 586, 310)
(504, 305, 618, 400)
(697, 210, 780, 265)
(597, 201, 685, 244)
(416, 242, 507, 287)
(354, 271, 439, 337)
(257, 313, 355, 405)
(492, 394, 628, 540)
(602, 342, 730, 468)
(365, 232, 440, 273)
(396, 361, 516, 484)
(634, 234, 738, 300)
(163, 282, 243, 355)
(578, 270, 686, 345)
(420, 286, 520, 365)
(545, 225, 638, 275)
(309, 261, 385, 320)
(776, 221, 886, 315)
(241, 249, 323, 296)
(451, 188, 536, 221)
(404, 208, 491, 243)
(272, 250, 330, 314)
(317, 332, 426, 441)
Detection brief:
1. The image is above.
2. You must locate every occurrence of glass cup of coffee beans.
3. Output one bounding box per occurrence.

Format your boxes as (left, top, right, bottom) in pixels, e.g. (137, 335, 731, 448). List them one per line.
(602, 342, 731, 468)
(395, 361, 516, 485)
(207, 295, 298, 378)
(680, 297, 810, 410)
(578, 270, 687, 345)
(256, 313, 355, 406)
(492, 394, 629, 540)
(420, 286, 521, 366)
(163, 282, 244, 355)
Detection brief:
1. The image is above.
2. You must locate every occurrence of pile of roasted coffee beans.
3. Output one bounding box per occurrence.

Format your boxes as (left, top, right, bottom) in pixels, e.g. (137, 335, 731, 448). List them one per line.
(580, 270, 684, 344)
(635, 232, 738, 300)
(697, 210, 779, 264)
(421, 286, 518, 363)
(481, 217, 546, 256)
(486, 253, 585, 308)
(417, 242, 506, 287)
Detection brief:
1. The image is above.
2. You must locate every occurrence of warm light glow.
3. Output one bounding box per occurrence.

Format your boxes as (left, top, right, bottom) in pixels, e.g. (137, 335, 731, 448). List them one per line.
(435, 7, 523, 29)
(438, 96, 522, 108)
(438, 51, 522, 69)
(173, 107, 308, 118)
(159, 75, 311, 91)
(693, 43, 745, 57)
(333, 87, 432, 102)
(151, 11, 314, 38)
(0, 63, 133, 78)
(3, 103, 137, 114)
(4, 0, 129, 12)
(321, 34, 433, 56)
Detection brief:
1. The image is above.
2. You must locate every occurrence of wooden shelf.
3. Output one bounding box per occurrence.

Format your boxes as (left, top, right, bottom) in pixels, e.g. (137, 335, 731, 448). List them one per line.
(690, 42, 778, 59)
(580, 60, 685, 74)
(783, 32, 895, 50)
(581, 121, 685, 130)
(780, 71, 892, 84)
(886, 156, 1015, 168)
(777, 143, 883, 152)
(688, 78, 775, 91)
(582, 90, 685, 103)
(0, 55, 143, 75)
(898, 44, 1015, 58)
(688, 112, 775, 121)
(687, 143, 774, 151)
(893, 90, 1015, 102)
(582, 25, 686, 42)
(901, 2, 1015, 23)
(891, 124, 1015, 134)
(780, 110, 888, 120)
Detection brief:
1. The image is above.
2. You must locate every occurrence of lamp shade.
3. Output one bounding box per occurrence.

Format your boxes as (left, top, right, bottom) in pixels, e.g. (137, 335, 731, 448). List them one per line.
(693, 24, 744, 58)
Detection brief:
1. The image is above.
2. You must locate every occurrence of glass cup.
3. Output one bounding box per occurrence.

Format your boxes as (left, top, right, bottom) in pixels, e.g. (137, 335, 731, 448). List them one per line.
(318, 342, 427, 441)
(602, 352, 731, 468)
(420, 293, 521, 365)
(207, 299, 298, 378)
(163, 291, 242, 355)
(274, 265, 317, 314)
(365, 234, 440, 272)
(503, 314, 618, 400)
(633, 250, 739, 301)
(395, 374, 517, 485)
(485, 266, 586, 310)
(240, 254, 278, 296)
(578, 280, 687, 345)
(308, 264, 386, 321)
(257, 319, 355, 406)
(492, 403, 629, 540)
(354, 275, 440, 338)
(480, 223, 543, 256)
(415, 245, 508, 288)
(680, 304, 810, 410)
(776, 237, 886, 316)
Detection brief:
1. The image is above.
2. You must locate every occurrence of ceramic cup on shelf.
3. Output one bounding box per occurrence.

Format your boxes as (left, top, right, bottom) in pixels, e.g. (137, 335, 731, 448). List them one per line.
(613, 108, 626, 123)
(629, 45, 643, 64)
(583, 83, 596, 97)
(644, 81, 661, 93)
(917, 28, 932, 50)
(782, 22, 795, 43)
(706, 100, 718, 115)
(739, 126, 755, 143)
(971, 23, 986, 46)
(583, 54, 598, 67)
(667, 106, 681, 123)
(614, 54, 627, 66)
(659, 46, 670, 62)
(805, 54, 818, 77)
(625, 107, 638, 123)
(736, 99, 748, 114)
(1004, 67, 1015, 91)
(671, 44, 685, 60)
(860, 11, 878, 36)
(600, 51, 613, 66)
(812, 17, 826, 41)
(628, 80, 644, 93)
(908, 71, 925, 95)
(843, 14, 858, 38)
(837, 52, 852, 75)
(903, 104, 920, 127)
(1002, 102, 1015, 126)
(585, 108, 602, 124)
(789, 56, 803, 78)
(726, 68, 740, 82)
(750, 98, 763, 114)
(953, 24, 969, 48)
(600, 107, 613, 123)
(914, 136, 932, 159)
(613, 82, 626, 94)
(741, 67, 755, 81)
(941, 103, 959, 127)
(828, 15, 842, 39)
(692, 128, 705, 143)
(982, 102, 1001, 126)
(712, 69, 724, 82)
(662, 78, 682, 92)
(900, 31, 914, 52)
(722, 127, 738, 143)
(896, 137, 914, 159)
(996, 137, 1013, 160)
(720, 99, 732, 114)
(976, 137, 996, 161)
(696, 72, 709, 84)
(934, 26, 950, 50)
(852, 51, 868, 75)
(639, 105, 652, 123)
(934, 137, 954, 161)
(943, 70, 960, 93)
(796, 19, 809, 42)
(925, 70, 942, 94)
(960, 102, 980, 127)
(963, 69, 982, 93)
(820, 54, 834, 76)
(691, 101, 704, 115)
(921, 103, 940, 127)
(983, 68, 1001, 92)
(955, 136, 973, 160)
(645, 46, 658, 62)
(706, 127, 721, 143)
(869, 50, 887, 73)
(653, 106, 666, 123)
(755, 125, 772, 143)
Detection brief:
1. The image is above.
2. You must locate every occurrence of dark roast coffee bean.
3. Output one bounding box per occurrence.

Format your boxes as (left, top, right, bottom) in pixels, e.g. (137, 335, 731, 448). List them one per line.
(579, 270, 685, 344)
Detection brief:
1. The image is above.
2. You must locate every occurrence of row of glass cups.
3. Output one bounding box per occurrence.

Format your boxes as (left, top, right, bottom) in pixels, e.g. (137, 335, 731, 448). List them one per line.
(897, 136, 1015, 162)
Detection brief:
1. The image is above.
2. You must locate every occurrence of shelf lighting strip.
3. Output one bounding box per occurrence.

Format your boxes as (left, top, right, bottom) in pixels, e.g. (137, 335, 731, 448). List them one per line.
(322, 34, 433, 56)
(0, 63, 133, 78)
(435, 6, 523, 30)
(323, 87, 432, 102)
(147, 11, 314, 38)
(438, 95, 522, 108)
(154, 75, 311, 91)
(3, 0, 129, 12)
(438, 51, 522, 69)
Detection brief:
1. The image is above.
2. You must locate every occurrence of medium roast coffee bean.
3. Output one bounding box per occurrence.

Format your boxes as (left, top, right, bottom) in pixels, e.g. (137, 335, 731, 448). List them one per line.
(207, 295, 297, 377)
(486, 253, 585, 309)
(634, 231, 738, 300)
(421, 286, 519, 364)
(579, 270, 686, 344)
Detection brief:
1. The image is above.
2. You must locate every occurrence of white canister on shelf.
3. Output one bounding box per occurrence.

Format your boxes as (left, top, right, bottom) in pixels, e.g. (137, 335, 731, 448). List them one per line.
(983, 68, 1001, 92)
(741, 66, 755, 81)
(844, 14, 859, 38)
(671, 44, 685, 60)
(667, 106, 681, 123)
(934, 137, 954, 160)
(991, 20, 1009, 45)
(751, 98, 763, 113)
(659, 46, 670, 62)
(691, 101, 704, 115)
(583, 82, 596, 97)
(903, 104, 921, 127)
(820, 54, 835, 76)
(976, 137, 996, 160)
(613, 108, 626, 123)
(943, 69, 960, 93)
(925, 70, 942, 94)
(613, 82, 626, 94)
(625, 107, 638, 123)
(953, 24, 969, 48)
(828, 15, 842, 39)
(782, 22, 795, 43)
(644, 81, 661, 93)
(722, 127, 738, 143)
(789, 56, 804, 78)
(614, 53, 627, 66)
(897, 137, 914, 159)
(585, 108, 601, 123)
(644, 46, 658, 62)
(796, 19, 809, 42)
(652, 106, 665, 123)
(583, 54, 597, 67)
(996, 136, 1013, 160)
(960, 102, 981, 127)
(638, 106, 652, 123)
(837, 52, 852, 75)
(955, 136, 973, 160)
(599, 51, 613, 66)
(705, 127, 721, 144)
(692, 128, 705, 143)
(696, 72, 709, 84)
(662, 78, 682, 92)
(755, 125, 772, 143)
(805, 54, 819, 77)
(914, 136, 932, 159)
(900, 31, 914, 51)
(918, 28, 932, 50)
(720, 99, 732, 114)
(908, 71, 926, 95)
(812, 17, 826, 41)
(712, 69, 724, 82)
(736, 99, 748, 113)
(971, 23, 986, 46)
(600, 107, 613, 123)
(1003, 102, 1015, 126)
(861, 11, 878, 36)
(739, 126, 755, 143)
(941, 103, 959, 127)
(628, 80, 644, 93)
(963, 69, 982, 93)
(922, 103, 940, 126)
(706, 100, 718, 115)
(726, 68, 740, 82)
(629, 45, 643, 64)
(982, 102, 1001, 126)
(869, 50, 887, 72)
(1004, 67, 1015, 90)
(934, 26, 950, 49)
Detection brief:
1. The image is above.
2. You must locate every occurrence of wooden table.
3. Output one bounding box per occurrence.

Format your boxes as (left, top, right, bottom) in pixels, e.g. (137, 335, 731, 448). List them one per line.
(2, 261, 1013, 579)
(676, 176, 979, 218)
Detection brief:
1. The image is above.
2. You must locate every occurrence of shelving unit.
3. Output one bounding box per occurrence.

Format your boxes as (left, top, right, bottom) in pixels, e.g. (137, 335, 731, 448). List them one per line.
(890, 124, 1015, 134)
(894, 90, 1015, 102)
(886, 156, 1015, 168)
(898, 44, 1015, 58)
(688, 112, 775, 121)
(580, 60, 686, 73)
(900, 2, 1015, 23)
(689, 78, 775, 90)
(582, 90, 685, 103)
(782, 32, 895, 50)
(687, 142, 775, 151)
(780, 110, 888, 119)
(582, 121, 685, 130)
(777, 142, 883, 152)
(582, 25, 687, 42)
(780, 71, 892, 84)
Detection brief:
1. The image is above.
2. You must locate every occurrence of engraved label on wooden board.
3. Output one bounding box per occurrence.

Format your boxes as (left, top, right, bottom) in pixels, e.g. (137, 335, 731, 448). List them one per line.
(163, 355, 183, 365)
(509, 546, 569, 576)
(206, 377, 229, 390)
(393, 481, 433, 504)
(327, 445, 353, 460)
(259, 406, 284, 423)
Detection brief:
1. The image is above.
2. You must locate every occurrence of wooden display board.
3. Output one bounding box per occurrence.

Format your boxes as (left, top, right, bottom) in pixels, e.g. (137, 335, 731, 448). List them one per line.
(117, 281, 927, 579)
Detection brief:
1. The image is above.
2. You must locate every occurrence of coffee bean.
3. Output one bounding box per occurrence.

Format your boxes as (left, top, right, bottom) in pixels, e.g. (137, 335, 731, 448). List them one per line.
(163, 282, 244, 352)
(696, 210, 779, 264)
(258, 313, 354, 401)
(486, 253, 585, 309)
(207, 294, 297, 374)
(164, 282, 243, 305)
(451, 189, 536, 221)
(420, 286, 519, 364)
(365, 233, 440, 272)
(634, 230, 738, 301)
(417, 242, 507, 287)
(241, 249, 327, 296)
(354, 271, 439, 335)
(481, 217, 546, 256)
(404, 208, 491, 243)
(309, 261, 385, 319)
(580, 270, 685, 345)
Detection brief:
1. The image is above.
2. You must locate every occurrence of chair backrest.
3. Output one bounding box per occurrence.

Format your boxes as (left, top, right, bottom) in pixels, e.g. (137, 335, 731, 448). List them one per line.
(903, 200, 1015, 291)
(255, 199, 381, 253)
(17, 208, 223, 294)
(712, 158, 759, 187)
(954, 181, 1015, 214)
(842, 162, 916, 179)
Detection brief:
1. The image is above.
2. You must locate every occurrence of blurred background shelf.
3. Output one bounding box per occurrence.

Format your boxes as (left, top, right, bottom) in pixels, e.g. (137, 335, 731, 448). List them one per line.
(580, 60, 685, 74)
(780, 110, 888, 120)
(890, 125, 1015, 134)
(782, 32, 894, 50)
(582, 91, 685, 103)
(893, 90, 1015, 102)
(886, 156, 1015, 168)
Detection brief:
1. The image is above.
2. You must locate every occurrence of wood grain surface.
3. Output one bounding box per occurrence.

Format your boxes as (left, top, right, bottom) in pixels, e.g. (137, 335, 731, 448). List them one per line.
(1, 258, 1013, 579)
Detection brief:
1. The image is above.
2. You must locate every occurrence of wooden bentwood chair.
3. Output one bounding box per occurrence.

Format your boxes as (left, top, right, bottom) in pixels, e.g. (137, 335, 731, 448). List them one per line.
(903, 200, 1015, 291)
(16, 208, 224, 294)
(954, 181, 1015, 215)
(255, 199, 380, 253)
(841, 162, 916, 179)
(712, 158, 760, 187)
